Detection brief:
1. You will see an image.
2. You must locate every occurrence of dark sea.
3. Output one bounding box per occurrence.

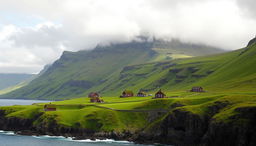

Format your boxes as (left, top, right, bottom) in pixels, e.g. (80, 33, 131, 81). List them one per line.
(0, 99, 148, 146)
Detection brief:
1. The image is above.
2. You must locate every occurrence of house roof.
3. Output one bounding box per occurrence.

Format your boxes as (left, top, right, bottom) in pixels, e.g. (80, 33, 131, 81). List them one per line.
(155, 89, 166, 95)
(123, 90, 133, 94)
(44, 104, 56, 108)
(88, 92, 100, 96)
(192, 86, 203, 89)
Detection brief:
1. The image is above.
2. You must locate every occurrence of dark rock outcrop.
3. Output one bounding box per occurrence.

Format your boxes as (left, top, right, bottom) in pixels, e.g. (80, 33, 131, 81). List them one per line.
(201, 106, 256, 146)
(135, 101, 256, 146)
(135, 109, 208, 146)
(247, 36, 256, 47)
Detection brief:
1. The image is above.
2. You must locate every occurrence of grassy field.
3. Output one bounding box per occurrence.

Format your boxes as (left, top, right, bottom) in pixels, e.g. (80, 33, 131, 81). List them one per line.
(1, 88, 256, 132)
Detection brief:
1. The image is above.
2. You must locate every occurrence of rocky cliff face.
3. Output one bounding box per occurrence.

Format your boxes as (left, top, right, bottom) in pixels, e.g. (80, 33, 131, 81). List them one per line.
(135, 101, 256, 146)
(201, 106, 256, 146)
(1, 103, 256, 146)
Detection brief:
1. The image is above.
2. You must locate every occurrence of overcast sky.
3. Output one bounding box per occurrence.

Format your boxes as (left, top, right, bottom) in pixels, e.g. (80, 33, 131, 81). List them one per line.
(0, 0, 256, 74)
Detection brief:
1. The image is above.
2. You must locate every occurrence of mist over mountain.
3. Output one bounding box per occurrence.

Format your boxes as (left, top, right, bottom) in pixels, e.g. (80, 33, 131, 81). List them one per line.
(1, 0, 256, 74)
(0, 39, 223, 99)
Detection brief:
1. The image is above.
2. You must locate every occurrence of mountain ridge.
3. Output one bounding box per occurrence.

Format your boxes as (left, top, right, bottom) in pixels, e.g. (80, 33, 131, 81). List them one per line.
(0, 39, 224, 99)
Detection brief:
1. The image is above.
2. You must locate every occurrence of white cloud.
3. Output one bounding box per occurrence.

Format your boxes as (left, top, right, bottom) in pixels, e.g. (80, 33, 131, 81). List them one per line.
(236, 0, 256, 18)
(0, 0, 256, 73)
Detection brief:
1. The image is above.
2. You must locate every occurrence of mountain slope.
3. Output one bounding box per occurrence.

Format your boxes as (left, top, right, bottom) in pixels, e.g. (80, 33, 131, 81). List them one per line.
(93, 48, 241, 95)
(1, 42, 156, 100)
(197, 43, 256, 92)
(0, 40, 223, 100)
(0, 73, 34, 90)
(91, 40, 256, 96)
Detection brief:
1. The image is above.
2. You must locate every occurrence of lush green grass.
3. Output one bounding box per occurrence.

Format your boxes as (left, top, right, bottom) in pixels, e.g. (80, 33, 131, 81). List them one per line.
(101, 44, 256, 96)
(1, 91, 256, 132)
(0, 105, 42, 119)
(151, 48, 193, 62)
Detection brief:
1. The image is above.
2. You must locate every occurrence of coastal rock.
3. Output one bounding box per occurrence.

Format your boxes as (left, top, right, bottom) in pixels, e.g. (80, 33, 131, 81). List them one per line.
(201, 106, 256, 146)
(135, 109, 208, 146)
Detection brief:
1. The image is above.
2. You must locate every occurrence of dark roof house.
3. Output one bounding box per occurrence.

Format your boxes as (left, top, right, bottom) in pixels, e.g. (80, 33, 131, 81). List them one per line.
(190, 87, 204, 92)
(137, 91, 147, 97)
(88, 92, 100, 98)
(154, 89, 166, 98)
(120, 90, 134, 97)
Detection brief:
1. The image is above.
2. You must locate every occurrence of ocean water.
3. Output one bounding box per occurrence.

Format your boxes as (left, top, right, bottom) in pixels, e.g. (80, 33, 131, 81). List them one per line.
(0, 131, 138, 146)
(0, 99, 51, 106)
(0, 99, 147, 146)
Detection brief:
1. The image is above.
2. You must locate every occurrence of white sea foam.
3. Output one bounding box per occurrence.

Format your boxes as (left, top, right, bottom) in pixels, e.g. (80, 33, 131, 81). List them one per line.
(32, 135, 133, 144)
(0, 130, 15, 135)
(74, 138, 132, 143)
(1, 130, 135, 145)
(32, 135, 73, 141)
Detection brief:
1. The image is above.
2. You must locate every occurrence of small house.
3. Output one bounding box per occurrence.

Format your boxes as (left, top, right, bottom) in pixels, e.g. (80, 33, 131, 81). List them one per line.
(88, 92, 100, 98)
(154, 89, 166, 98)
(190, 87, 204, 92)
(90, 97, 104, 103)
(44, 103, 57, 111)
(120, 90, 134, 97)
(137, 91, 147, 97)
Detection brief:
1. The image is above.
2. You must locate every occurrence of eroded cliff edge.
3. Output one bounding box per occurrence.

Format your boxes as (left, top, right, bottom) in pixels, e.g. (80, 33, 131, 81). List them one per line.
(0, 98, 256, 146)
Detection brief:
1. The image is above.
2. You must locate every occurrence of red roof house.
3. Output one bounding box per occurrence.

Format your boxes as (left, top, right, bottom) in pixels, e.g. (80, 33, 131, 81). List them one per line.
(44, 103, 57, 111)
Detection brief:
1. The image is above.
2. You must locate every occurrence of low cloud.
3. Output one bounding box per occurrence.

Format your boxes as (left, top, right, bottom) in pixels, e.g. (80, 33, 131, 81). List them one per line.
(236, 0, 256, 18)
(0, 0, 256, 73)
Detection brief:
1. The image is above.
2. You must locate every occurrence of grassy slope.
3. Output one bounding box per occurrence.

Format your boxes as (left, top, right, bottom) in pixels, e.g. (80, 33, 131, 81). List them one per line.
(95, 48, 238, 96)
(198, 43, 256, 92)
(101, 43, 256, 96)
(1, 40, 222, 100)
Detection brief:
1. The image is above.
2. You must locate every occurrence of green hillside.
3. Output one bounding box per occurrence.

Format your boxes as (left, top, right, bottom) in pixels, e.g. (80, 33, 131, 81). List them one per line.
(197, 43, 256, 92)
(91, 43, 256, 96)
(0, 39, 222, 100)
